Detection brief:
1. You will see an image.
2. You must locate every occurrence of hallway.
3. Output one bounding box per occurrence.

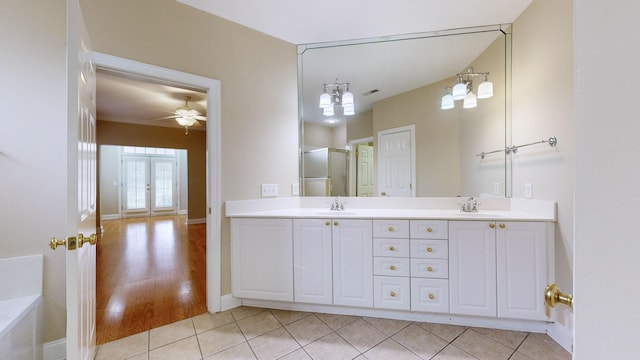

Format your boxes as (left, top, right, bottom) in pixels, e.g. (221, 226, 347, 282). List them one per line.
(96, 215, 207, 344)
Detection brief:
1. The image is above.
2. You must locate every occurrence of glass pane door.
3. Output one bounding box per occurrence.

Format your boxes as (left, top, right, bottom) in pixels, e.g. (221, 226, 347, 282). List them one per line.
(151, 158, 177, 213)
(123, 156, 150, 215)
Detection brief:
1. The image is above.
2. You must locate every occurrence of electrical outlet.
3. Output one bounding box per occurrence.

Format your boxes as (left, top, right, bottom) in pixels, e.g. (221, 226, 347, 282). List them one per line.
(291, 183, 299, 196)
(525, 183, 533, 199)
(261, 183, 278, 197)
(493, 182, 500, 195)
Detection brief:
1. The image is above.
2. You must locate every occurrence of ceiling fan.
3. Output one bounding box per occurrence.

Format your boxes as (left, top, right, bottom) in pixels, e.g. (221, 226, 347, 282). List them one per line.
(163, 96, 207, 135)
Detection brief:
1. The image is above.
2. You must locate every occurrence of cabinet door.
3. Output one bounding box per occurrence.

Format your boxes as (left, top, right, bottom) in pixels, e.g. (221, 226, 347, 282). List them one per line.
(231, 218, 293, 301)
(449, 221, 497, 317)
(293, 219, 333, 304)
(496, 222, 548, 320)
(333, 219, 373, 307)
(374, 276, 410, 310)
(411, 278, 449, 313)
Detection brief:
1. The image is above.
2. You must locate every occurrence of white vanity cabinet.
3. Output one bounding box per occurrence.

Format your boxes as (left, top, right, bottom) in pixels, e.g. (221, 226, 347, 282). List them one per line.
(373, 220, 410, 310)
(410, 220, 450, 313)
(449, 221, 551, 320)
(332, 219, 373, 308)
(231, 218, 293, 302)
(293, 219, 333, 304)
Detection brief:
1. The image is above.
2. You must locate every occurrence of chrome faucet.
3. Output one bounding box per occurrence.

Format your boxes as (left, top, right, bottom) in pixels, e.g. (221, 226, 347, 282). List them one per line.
(330, 196, 344, 211)
(460, 197, 479, 212)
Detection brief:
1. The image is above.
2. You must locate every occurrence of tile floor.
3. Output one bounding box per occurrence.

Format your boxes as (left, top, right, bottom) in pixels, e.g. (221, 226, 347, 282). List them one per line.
(94, 306, 570, 360)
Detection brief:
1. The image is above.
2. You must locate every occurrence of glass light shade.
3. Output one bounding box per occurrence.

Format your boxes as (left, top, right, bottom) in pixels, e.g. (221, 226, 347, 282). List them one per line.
(477, 81, 494, 99)
(319, 92, 331, 108)
(441, 94, 455, 110)
(341, 90, 354, 106)
(323, 104, 334, 116)
(343, 103, 355, 116)
(463, 92, 477, 109)
(452, 83, 468, 100)
(176, 117, 197, 126)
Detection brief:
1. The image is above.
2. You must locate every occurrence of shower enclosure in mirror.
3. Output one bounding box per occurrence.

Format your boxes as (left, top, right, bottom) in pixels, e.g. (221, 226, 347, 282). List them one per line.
(298, 24, 512, 197)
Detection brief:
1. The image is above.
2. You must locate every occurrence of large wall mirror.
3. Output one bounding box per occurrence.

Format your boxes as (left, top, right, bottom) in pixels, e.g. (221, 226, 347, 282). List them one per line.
(298, 25, 511, 197)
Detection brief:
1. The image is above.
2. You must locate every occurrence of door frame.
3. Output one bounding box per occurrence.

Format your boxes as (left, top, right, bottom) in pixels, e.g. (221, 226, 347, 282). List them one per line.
(348, 136, 373, 196)
(92, 52, 222, 312)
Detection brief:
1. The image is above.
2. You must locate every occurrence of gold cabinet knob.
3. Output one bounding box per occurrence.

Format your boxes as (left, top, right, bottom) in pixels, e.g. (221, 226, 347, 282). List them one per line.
(489, 223, 496, 229)
(389, 245, 395, 251)
(388, 226, 394, 232)
(381, 192, 387, 196)
(389, 265, 396, 271)
(428, 294, 435, 300)
(325, 221, 330, 226)
(426, 227, 433, 232)
(427, 266, 433, 272)
(334, 221, 339, 226)
(390, 291, 396, 297)
(499, 223, 506, 229)
(426, 247, 433, 253)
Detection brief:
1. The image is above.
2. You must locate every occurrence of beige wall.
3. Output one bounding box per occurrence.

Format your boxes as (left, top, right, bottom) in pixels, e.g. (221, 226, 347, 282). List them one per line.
(97, 121, 207, 220)
(80, 0, 299, 296)
(346, 110, 374, 142)
(512, 0, 574, 330)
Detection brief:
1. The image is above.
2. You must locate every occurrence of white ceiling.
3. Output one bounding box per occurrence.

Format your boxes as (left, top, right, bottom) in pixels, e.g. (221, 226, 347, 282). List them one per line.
(97, 1, 533, 130)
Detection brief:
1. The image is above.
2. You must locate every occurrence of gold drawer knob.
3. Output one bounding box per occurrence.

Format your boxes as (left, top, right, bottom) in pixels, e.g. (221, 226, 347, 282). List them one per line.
(427, 266, 433, 272)
(489, 223, 495, 229)
(499, 223, 506, 229)
(428, 294, 435, 300)
(388, 226, 394, 232)
(426, 247, 433, 253)
(389, 265, 396, 271)
(390, 291, 396, 297)
(389, 246, 395, 251)
(426, 227, 433, 232)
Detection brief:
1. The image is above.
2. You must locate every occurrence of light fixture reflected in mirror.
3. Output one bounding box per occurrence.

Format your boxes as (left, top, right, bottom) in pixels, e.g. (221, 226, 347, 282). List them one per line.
(441, 67, 493, 110)
(319, 79, 355, 116)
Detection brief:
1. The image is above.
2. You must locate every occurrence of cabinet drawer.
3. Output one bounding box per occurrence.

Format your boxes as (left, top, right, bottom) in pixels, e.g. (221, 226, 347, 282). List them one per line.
(410, 220, 448, 239)
(411, 278, 449, 313)
(411, 240, 449, 259)
(374, 257, 410, 277)
(373, 238, 410, 257)
(373, 219, 409, 238)
(411, 258, 449, 278)
(374, 276, 410, 310)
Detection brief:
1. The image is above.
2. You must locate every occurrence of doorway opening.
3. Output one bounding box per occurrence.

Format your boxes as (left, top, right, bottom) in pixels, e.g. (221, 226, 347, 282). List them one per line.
(93, 52, 221, 344)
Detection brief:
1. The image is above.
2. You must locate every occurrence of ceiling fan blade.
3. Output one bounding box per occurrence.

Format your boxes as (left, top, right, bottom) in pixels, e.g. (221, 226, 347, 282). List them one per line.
(195, 115, 207, 121)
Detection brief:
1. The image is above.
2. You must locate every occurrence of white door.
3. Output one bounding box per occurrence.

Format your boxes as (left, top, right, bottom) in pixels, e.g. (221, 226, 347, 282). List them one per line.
(67, 0, 97, 358)
(377, 125, 415, 197)
(357, 144, 374, 196)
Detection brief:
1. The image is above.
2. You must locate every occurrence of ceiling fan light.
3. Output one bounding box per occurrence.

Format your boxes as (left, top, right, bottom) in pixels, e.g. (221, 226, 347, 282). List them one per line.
(452, 82, 467, 100)
(477, 80, 494, 99)
(176, 117, 197, 127)
(463, 92, 477, 109)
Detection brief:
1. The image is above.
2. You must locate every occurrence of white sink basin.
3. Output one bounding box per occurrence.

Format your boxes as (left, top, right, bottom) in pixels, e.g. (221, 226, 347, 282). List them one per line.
(455, 211, 504, 217)
(315, 211, 359, 216)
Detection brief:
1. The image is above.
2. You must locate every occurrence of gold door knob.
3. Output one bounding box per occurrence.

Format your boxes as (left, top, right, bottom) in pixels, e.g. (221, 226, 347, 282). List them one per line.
(388, 226, 394, 232)
(499, 223, 506, 229)
(426, 247, 433, 253)
(489, 223, 495, 229)
(381, 192, 387, 196)
(427, 266, 433, 272)
(78, 233, 97, 247)
(544, 283, 573, 309)
(426, 227, 433, 232)
(389, 265, 396, 271)
(389, 246, 395, 251)
(390, 291, 396, 297)
(49, 237, 66, 250)
(428, 294, 435, 300)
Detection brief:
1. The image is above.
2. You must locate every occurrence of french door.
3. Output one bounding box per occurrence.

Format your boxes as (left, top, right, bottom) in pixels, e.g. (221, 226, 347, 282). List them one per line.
(122, 156, 177, 216)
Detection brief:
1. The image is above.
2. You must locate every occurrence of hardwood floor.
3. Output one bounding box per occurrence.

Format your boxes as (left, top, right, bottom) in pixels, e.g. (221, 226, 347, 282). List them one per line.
(96, 215, 207, 345)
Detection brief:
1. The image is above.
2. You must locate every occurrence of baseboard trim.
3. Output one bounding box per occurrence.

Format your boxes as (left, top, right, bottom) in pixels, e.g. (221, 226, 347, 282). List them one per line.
(44, 338, 66, 360)
(547, 321, 573, 354)
(100, 214, 119, 221)
(178, 209, 188, 215)
(187, 218, 206, 225)
(220, 294, 242, 311)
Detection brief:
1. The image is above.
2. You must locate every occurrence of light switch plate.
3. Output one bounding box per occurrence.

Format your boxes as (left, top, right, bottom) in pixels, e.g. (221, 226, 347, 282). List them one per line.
(525, 183, 533, 199)
(291, 183, 299, 196)
(493, 182, 500, 195)
(261, 183, 278, 197)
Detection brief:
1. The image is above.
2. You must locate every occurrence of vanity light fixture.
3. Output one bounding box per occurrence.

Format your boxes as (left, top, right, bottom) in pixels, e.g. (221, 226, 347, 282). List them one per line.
(319, 79, 355, 116)
(441, 67, 493, 110)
